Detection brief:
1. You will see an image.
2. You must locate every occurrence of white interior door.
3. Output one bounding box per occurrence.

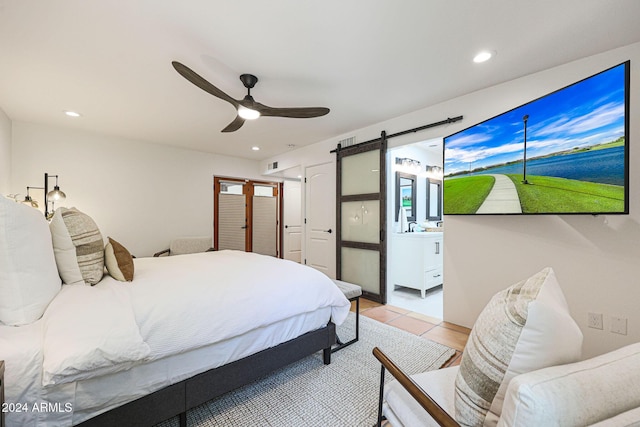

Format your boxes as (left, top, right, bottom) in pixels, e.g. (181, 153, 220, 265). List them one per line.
(305, 162, 336, 278)
(283, 180, 302, 263)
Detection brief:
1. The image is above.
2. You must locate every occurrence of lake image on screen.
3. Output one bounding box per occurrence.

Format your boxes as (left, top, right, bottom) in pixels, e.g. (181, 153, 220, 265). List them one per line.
(443, 62, 627, 214)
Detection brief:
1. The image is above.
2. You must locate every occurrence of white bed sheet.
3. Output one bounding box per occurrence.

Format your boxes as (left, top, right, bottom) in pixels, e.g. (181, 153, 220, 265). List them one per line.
(2, 304, 337, 426)
(72, 307, 332, 425)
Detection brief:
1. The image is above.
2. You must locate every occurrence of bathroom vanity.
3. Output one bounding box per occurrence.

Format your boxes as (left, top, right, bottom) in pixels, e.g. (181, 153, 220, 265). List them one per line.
(389, 232, 443, 298)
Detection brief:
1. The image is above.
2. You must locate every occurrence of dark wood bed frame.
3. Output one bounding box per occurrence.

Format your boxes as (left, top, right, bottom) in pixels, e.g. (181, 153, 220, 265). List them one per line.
(76, 322, 336, 427)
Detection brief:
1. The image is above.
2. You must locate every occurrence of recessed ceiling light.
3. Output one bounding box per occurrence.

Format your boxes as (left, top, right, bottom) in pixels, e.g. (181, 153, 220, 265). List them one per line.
(251, 146, 260, 151)
(64, 110, 82, 117)
(473, 50, 495, 63)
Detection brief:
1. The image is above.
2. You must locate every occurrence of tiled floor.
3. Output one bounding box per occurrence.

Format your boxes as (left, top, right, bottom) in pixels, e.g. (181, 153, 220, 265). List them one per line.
(386, 285, 443, 319)
(354, 298, 471, 367)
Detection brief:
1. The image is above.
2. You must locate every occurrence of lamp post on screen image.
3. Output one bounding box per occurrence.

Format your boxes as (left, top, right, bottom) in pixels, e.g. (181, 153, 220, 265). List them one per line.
(522, 114, 529, 184)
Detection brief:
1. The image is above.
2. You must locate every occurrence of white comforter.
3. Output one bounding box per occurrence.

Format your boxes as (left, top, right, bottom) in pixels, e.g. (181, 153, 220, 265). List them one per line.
(14, 251, 351, 388)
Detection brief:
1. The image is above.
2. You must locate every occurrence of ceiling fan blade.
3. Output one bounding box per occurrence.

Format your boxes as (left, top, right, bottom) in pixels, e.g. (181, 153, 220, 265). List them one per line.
(253, 102, 330, 119)
(221, 115, 245, 133)
(172, 61, 239, 108)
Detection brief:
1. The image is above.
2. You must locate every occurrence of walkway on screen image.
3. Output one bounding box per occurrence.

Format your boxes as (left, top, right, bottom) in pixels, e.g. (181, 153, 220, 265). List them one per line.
(476, 174, 522, 214)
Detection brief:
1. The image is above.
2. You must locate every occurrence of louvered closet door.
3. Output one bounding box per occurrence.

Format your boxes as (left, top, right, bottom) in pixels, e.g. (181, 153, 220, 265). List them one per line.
(337, 134, 387, 303)
(218, 193, 247, 251)
(252, 184, 278, 256)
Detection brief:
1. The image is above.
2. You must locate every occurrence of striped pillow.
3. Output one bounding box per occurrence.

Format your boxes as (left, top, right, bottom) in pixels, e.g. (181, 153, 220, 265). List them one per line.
(50, 207, 105, 285)
(454, 267, 582, 426)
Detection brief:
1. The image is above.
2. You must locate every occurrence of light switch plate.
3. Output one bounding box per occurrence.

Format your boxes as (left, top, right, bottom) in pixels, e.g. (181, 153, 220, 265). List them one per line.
(610, 316, 628, 335)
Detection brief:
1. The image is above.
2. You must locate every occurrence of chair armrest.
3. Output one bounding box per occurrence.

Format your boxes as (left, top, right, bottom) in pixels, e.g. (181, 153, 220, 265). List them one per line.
(153, 249, 170, 257)
(373, 347, 459, 427)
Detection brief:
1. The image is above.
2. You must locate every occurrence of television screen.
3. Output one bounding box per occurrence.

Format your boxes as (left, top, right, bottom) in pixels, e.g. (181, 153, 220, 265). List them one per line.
(443, 61, 629, 215)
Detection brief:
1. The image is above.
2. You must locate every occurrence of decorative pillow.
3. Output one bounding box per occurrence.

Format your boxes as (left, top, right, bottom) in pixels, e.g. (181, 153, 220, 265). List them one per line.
(454, 267, 583, 426)
(499, 342, 640, 426)
(105, 237, 134, 282)
(0, 196, 61, 325)
(50, 207, 104, 285)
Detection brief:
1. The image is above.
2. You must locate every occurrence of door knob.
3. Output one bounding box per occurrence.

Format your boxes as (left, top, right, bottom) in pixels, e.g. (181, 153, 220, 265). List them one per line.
(324, 229, 332, 234)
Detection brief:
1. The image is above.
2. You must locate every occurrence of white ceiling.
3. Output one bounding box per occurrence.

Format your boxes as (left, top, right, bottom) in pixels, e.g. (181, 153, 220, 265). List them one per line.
(1, 1, 640, 161)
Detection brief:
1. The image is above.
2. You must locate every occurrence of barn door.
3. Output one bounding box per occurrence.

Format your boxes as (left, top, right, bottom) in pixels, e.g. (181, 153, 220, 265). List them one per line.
(336, 133, 387, 303)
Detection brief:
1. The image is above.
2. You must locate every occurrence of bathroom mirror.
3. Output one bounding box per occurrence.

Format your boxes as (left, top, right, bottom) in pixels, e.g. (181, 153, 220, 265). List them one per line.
(395, 172, 416, 221)
(427, 178, 442, 221)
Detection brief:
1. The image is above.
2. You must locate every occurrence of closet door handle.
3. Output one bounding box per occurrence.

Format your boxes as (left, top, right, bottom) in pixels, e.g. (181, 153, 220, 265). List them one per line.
(324, 229, 333, 234)
(241, 225, 248, 229)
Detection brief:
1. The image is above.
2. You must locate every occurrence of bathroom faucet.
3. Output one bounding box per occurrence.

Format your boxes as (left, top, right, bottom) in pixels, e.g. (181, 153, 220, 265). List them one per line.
(408, 221, 417, 232)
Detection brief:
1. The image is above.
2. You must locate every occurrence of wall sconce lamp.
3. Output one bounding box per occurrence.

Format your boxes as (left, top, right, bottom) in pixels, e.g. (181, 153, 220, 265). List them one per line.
(44, 173, 66, 218)
(22, 173, 67, 218)
(22, 186, 42, 208)
(426, 165, 443, 177)
(395, 157, 422, 173)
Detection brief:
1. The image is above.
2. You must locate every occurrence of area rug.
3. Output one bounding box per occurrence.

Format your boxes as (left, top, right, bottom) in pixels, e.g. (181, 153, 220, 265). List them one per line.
(156, 312, 456, 427)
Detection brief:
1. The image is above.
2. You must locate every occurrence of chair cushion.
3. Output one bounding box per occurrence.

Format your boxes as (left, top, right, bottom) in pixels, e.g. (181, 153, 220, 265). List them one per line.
(0, 196, 61, 325)
(50, 207, 104, 285)
(498, 342, 640, 427)
(384, 366, 459, 427)
(454, 267, 583, 426)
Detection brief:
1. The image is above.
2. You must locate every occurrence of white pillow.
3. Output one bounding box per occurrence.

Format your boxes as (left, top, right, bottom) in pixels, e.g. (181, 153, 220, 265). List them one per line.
(498, 342, 640, 426)
(454, 267, 583, 426)
(49, 207, 104, 285)
(0, 196, 61, 326)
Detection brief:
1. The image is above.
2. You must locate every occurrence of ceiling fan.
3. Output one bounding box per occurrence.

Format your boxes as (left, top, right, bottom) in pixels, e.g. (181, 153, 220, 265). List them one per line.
(172, 61, 330, 132)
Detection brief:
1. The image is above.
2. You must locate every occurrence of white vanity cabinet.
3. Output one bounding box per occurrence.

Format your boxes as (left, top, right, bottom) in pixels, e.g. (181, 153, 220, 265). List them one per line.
(389, 232, 443, 298)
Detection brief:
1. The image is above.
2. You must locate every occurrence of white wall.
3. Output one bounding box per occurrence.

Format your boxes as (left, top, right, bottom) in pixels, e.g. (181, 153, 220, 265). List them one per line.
(265, 41, 640, 358)
(11, 122, 262, 257)
(0, 108, 11, 194)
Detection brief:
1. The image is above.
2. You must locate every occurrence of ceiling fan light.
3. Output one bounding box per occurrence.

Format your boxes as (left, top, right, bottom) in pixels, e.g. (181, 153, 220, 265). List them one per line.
(238, 106, 260, 120)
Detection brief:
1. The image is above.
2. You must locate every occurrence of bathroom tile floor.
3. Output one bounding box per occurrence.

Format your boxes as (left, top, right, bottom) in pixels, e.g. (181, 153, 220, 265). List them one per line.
(353, 298, 470, 367)
(386, 285, 443, 319)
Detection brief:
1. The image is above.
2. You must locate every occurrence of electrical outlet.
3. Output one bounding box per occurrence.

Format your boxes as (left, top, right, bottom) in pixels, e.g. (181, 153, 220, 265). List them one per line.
(610, 316, 628, 335)
(588, 312, 603, 330)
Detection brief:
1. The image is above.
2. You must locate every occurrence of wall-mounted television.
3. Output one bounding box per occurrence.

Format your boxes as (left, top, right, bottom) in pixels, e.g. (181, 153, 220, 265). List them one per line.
(443, 61, 629, 215)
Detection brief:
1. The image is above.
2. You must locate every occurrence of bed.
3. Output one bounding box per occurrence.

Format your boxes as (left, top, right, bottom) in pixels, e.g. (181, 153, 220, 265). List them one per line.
(0, 198, 350, 427)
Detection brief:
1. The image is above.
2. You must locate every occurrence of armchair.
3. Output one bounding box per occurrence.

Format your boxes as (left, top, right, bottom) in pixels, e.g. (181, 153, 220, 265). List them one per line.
(153, 236, 213, 257)
(374, 267, 586, 426)
(374, 342, 640, 426)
